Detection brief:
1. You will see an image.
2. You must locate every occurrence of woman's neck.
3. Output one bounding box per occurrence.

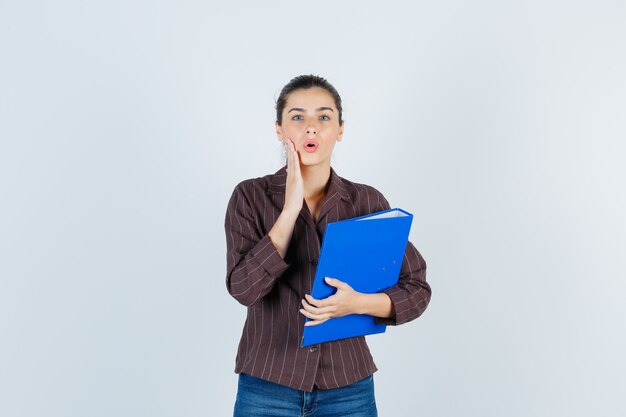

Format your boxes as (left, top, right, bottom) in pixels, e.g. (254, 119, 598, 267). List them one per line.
(300, 162, 331, 201)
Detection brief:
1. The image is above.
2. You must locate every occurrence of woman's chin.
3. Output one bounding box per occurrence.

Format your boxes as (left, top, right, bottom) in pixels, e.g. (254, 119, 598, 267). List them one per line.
(299, 155, 330, 168)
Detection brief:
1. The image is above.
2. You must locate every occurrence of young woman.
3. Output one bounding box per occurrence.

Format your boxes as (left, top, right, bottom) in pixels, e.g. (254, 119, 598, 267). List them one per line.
(225, 74, 431, 416)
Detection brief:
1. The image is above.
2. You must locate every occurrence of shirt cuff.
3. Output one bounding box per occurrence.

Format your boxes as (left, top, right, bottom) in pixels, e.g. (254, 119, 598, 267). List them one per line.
(372, 286, 407, 326)
(251, 234, 290, 278)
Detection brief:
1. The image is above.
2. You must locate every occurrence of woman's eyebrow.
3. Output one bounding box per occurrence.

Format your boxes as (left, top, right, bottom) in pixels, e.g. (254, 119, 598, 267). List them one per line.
(287, 107, 334, 113)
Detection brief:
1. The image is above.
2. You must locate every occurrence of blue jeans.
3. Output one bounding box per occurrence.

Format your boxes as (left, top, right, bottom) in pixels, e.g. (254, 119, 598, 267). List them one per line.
(233, 373, 378, 417)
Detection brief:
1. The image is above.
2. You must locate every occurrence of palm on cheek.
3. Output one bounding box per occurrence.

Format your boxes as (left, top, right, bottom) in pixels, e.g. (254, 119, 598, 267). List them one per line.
(300, 278, 362, 326)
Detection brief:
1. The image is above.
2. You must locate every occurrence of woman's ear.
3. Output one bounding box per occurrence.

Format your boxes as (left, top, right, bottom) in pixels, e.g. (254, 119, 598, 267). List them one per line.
(275, 121, 284, 143)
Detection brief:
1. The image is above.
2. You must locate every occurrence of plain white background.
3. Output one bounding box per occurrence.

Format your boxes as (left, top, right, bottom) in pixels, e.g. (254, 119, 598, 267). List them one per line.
(1, 1, 625, 416)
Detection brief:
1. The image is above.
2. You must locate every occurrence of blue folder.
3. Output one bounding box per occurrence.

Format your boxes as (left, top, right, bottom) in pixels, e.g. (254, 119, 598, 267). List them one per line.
(301, 207, 413, 347)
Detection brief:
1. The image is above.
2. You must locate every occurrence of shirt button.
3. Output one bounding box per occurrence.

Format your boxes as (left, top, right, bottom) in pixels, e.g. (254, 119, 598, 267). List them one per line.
(310, 259, 318, 265)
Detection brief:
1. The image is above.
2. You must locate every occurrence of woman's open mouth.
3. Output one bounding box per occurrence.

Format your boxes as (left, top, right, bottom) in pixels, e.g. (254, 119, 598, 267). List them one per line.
(303, 140, 319, 153)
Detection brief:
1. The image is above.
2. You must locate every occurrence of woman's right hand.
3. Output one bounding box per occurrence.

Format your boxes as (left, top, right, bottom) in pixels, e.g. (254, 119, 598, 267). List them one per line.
(283, 138, 304, 215)
(267, 138, 304, 259)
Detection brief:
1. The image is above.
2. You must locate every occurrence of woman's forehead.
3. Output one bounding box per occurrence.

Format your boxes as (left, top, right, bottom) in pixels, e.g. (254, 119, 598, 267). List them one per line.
(286, 87, 335, 110)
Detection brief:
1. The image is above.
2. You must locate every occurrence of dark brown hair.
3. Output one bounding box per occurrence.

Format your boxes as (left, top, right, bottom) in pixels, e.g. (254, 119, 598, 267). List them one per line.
(275, 74, 343, 126)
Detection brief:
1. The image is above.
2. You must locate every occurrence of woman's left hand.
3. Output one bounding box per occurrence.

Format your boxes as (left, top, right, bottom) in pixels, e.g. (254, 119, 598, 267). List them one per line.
(300, 277, 364, 326)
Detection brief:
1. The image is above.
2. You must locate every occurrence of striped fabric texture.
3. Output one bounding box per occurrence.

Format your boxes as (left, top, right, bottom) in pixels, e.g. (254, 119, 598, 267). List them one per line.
(225, 165, 431, 392)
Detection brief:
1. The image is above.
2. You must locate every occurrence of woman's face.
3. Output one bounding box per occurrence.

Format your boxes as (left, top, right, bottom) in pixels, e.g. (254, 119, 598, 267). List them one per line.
(275, 87, 344, 168)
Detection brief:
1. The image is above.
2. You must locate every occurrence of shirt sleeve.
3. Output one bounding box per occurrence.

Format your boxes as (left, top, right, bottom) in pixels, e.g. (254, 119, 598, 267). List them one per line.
(371, 190, 432, 326)
(224, 181, 290, 307)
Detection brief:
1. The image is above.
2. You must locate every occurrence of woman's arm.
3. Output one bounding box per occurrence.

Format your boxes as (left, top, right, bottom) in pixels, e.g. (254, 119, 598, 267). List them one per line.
(371, 193, 431, 326)
(225, 183, 291, 307)
(225, 139, 304, 307)
(267, 139, 303, 258)
(370, 240, 430, 325)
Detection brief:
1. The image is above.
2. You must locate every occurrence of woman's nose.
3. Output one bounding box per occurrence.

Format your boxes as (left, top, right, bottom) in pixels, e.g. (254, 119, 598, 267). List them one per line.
(306, 125, 318, 135)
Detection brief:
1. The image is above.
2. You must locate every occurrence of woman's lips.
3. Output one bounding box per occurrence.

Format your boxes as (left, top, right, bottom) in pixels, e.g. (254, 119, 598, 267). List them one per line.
(303, 140, 319, 153)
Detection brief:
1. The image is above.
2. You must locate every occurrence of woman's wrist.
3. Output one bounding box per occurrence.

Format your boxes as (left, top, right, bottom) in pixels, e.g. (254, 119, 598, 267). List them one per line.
(356, 292, 395, 318)
(281, 205, 301, 219)
(268, 210, 299, 258)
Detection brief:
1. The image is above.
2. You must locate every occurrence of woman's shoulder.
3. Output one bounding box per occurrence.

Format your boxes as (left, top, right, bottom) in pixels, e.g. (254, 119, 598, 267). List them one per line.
(229, 166, 286, 198)
(342, 177, 384, 197)
(335, 172, 391, 211)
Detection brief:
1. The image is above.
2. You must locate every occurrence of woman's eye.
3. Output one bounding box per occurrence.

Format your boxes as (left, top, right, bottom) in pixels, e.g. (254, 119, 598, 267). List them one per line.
(292, 115, 303, 120)
(320, 115, 330, 121)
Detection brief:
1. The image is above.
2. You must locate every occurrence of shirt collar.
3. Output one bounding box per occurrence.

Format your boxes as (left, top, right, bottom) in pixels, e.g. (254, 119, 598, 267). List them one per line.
(267, 165, 351, 202)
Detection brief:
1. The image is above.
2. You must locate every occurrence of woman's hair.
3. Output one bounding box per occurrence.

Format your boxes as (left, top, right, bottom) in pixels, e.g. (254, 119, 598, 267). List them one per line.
(275, 74, 343, 126)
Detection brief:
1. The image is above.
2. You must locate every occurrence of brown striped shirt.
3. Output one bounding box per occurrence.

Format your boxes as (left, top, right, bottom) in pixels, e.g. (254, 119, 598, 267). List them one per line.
(224, 165, 431, 392)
